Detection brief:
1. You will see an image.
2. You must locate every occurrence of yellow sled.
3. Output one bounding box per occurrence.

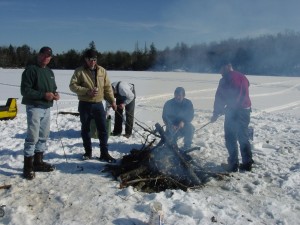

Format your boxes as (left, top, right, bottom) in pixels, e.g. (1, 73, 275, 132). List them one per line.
(0, 98, 18, 120)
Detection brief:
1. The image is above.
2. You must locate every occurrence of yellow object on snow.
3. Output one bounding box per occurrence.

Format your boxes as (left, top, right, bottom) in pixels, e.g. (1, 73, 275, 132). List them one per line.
(0, 98, 18, 120)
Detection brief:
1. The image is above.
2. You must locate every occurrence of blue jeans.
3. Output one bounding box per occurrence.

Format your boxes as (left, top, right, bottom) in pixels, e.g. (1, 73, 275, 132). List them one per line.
(24, 105, 51, 157)
(224, 108, 252, 165)
(78, 101, 108, 153)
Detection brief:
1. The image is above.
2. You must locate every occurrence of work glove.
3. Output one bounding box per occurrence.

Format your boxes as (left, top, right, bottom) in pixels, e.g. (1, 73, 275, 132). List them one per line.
(210, 115, 218, 123)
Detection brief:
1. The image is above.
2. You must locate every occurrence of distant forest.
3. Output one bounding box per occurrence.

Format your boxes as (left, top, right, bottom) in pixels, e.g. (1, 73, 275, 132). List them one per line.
(1, 30, 300, 76)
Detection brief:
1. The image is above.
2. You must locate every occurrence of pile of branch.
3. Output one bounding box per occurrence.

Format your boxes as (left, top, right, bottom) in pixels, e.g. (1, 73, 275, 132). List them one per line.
(104, 123, 205, 192)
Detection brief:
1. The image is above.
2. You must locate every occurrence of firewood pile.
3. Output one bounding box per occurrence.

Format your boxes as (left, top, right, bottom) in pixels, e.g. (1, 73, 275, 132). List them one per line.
(104, 123, 220, 193)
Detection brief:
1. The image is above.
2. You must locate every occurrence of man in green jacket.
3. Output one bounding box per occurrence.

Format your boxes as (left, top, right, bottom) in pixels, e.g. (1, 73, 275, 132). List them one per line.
(21, 46, 60, 180)
(69, 49, 117, 162)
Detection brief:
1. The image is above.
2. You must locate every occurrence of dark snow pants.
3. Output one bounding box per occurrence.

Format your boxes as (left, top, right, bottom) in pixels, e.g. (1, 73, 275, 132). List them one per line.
(224, 108, 252, 166)
(78, 101, 108, 153)
(113, 98, 135, 135)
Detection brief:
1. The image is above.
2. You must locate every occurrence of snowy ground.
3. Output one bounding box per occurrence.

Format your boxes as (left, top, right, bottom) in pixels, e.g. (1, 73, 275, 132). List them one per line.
(0, 69, 300, 225)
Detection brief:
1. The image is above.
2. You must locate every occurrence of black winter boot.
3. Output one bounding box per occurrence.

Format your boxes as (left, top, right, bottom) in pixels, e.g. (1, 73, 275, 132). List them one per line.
(240, 160, 254, 172)
(230, 163, 239, 172)
(100, 152, 116, 163)
(82, 148, 92, 160)
(33, 152, 55, 172)
(23, 156, 35, 180)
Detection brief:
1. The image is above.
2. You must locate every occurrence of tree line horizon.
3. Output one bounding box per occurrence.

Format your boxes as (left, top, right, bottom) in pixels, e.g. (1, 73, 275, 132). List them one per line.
(1, 30, 300, 76)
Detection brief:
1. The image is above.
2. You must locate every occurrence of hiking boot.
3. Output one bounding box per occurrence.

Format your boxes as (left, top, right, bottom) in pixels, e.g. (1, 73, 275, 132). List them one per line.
(99, 152, 116, 163)
(82, 152, 92, 160)
(111, 132, 121, 137)
(82, 148, 92, 160)
(23, 156, 35, 180)
(240, 160, 254, 171)
(230, 164, 239, 172)
(33, 152, 55, 172)
(123, 134, 131, 138)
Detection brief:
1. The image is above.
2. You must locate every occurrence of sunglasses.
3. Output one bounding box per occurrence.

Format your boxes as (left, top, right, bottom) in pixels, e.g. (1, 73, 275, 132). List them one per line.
(88, 58, 97, 61)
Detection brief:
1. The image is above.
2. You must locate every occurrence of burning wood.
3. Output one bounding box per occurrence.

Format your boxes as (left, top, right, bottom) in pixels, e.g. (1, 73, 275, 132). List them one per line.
(104, 123, 212, 192)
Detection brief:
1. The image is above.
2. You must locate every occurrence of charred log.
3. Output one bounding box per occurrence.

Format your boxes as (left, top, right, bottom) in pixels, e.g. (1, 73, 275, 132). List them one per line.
(104, 123, 208, 192)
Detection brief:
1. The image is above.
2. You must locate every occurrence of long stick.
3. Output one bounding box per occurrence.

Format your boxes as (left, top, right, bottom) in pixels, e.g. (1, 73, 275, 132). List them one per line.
(195, 121, 211, 132)
(135, 121, 161, 138)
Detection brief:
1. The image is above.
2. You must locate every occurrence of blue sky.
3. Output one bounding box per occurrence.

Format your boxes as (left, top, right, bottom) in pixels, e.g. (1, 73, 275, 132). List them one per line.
(1, 0, 300, 54)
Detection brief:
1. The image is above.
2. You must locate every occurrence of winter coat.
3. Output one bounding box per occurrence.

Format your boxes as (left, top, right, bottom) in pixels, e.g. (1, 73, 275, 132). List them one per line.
(69, 64, 115, 104)
(111, 81, 135, 105)
(162, 98, 194, 126)
(20, 64, 57, 108)
(213, 70, 251, 117)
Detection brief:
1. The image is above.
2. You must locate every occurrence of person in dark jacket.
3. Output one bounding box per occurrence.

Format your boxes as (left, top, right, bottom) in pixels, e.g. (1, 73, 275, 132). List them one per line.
(162, 87, 195, 149)
(20, 46, 60, 180)
(111, 81, 136, 138)
(211, 62, 254, 172)
(69, 49, 117, 162)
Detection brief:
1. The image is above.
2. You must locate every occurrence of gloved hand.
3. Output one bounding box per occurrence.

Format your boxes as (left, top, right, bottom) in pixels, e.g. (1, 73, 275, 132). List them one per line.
(210, 115, 218, 123)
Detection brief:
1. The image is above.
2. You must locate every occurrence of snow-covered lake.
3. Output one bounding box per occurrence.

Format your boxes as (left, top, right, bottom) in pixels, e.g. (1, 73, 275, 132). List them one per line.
(0, 69, 299, 225)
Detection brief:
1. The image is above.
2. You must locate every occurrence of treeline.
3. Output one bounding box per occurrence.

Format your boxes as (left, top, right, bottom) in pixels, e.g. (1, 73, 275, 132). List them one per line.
(1, 30, 300, 76)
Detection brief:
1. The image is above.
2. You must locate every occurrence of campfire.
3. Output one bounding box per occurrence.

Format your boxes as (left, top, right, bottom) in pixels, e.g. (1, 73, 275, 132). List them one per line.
(104, 123, 225, 193)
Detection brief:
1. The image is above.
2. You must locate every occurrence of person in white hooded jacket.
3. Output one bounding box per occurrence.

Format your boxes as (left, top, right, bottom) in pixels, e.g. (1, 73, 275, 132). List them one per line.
(111, 81, 136, 138)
